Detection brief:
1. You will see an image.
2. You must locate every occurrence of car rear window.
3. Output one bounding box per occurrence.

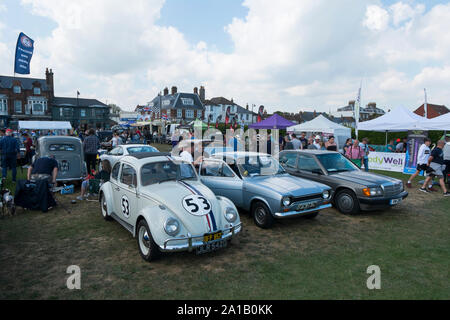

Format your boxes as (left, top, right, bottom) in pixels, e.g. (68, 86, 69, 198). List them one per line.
(127, 146, 158, 154)
(49, 144, 76, 151)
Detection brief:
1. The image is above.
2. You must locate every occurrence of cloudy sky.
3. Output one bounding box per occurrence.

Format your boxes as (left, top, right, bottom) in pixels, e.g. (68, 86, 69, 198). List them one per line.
(0, 0, 449, 113)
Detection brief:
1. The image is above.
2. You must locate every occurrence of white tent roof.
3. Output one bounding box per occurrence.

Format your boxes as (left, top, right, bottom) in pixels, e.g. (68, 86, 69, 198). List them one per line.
(287, 114, 351, 135)
(18, 121, 72, 130)
(424, 112, 450, 130)
(357, 107, 427, 132)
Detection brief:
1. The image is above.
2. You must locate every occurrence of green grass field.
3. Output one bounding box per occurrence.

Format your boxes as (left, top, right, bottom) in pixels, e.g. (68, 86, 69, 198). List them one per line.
(0, 146, 449, 299)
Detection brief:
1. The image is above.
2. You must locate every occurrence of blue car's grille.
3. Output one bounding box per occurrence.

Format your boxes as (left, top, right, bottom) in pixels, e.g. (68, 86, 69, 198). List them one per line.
(291, 193, 322, 203)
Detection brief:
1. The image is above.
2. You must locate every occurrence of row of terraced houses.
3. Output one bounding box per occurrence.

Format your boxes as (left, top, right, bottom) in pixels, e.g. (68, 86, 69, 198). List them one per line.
(0, 68, 110, 129)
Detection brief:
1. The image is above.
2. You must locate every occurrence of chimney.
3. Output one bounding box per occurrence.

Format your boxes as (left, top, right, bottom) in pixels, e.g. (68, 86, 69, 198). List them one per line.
(349, 100, 355, 109)
(199, 86, 205, 102)
(171, 86, 177, 95)
(246, 103, 249, 110)
(368, 102, 376, 109)
(163, 87, 169, 96)
(45, 67, 54, 99)
(194, 87, 198, 95)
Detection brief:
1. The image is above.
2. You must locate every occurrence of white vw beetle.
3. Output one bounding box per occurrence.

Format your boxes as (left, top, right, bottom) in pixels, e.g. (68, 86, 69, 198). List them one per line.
(99, 152, 242, 262)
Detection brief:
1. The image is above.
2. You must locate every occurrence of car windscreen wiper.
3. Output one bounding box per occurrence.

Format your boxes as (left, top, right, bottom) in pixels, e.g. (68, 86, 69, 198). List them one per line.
(158, 177, 176, 184)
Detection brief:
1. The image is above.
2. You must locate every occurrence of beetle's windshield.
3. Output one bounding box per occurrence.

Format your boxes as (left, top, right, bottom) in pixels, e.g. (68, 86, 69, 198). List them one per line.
(141, 160, 197, 186)
(236, 155, 285, 177)
(316, 153, 358, 173)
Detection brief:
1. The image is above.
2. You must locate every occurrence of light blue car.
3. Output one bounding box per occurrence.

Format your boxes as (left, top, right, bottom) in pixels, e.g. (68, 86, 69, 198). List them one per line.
(198, 152, 332, 228)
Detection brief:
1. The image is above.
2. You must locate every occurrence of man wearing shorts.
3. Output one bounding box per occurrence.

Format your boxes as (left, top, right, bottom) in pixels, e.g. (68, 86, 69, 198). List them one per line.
(420, 140, 450, 196)
(407, 138, 431, 188)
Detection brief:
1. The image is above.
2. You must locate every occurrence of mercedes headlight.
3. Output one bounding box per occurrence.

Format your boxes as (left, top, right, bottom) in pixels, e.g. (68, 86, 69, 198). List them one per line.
(322, 190, 330, 199)
(225, 207, 238, 223)
(363, 187, 383, 197)
(164, 217, 180, 236)
(282, 196, 291, 207)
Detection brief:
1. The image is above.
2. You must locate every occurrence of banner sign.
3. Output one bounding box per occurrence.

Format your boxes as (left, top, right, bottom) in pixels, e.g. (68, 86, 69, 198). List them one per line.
(14, 32, 34, 75)
(368, 152, 406, 172)
(403, 136, 426, 175)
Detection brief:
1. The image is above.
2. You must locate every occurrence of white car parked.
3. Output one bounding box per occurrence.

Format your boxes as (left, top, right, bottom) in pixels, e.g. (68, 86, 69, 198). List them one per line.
(99, 152, 242, 262)
(99, 144, 159, 169)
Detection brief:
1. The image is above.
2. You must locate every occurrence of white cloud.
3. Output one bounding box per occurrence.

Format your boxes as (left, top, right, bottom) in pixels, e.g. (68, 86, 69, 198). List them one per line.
(0, 1, 448, 114)
(363, 5, 389, 31)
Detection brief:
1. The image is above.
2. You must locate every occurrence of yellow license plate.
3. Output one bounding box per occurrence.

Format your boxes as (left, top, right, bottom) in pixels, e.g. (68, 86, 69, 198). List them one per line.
(203, 232, 222, 243)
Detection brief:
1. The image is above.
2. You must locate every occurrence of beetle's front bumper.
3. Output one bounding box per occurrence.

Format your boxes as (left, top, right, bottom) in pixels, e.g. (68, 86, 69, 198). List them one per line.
(160, 222, 242, 252)
(273, 203, 332, 218)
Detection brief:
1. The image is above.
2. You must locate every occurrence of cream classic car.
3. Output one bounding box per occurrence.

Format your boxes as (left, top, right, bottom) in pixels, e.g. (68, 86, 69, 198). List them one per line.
(99, 152, 242, 262)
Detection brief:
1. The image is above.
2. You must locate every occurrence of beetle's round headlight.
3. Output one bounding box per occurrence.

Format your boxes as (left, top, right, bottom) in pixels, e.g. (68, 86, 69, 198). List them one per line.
(322, 190, 330, 199)
(225, 207, 237, 222)
(164, 218, 180, 236)
(282, 196, 291, 207)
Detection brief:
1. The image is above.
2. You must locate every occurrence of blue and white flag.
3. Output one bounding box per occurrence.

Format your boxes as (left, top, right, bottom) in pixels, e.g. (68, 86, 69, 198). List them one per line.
(14, 32, 34, 75)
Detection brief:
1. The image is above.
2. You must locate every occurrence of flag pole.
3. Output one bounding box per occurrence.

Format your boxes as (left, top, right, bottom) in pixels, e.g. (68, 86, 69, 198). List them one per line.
(424, 88, 428, 119)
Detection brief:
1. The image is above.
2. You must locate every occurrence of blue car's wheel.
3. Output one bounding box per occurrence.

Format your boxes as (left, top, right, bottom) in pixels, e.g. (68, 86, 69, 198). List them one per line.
(252, 201, 274, 229)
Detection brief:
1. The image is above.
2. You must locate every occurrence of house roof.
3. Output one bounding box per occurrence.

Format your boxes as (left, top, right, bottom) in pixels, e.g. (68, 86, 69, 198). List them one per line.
(414, 103, 449, 119)
(52, 97, 108, 108)
(150, 92, 204, 110)
(205, 97, 257, 115)
(0, 75, 49, 91)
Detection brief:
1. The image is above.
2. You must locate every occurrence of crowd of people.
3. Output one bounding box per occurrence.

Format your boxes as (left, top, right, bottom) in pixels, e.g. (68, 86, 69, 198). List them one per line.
(1, 125, 449, 198)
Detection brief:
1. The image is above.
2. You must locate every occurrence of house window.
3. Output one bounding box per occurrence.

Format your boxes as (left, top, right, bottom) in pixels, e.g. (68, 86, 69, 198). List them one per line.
(197, 110, 202, 118)
(14, 100, 22, 113)
(33, 87, 41, 95)
(60, 108, 63, 117)
(33, 103, 44, 113)
(0, 99, 7, 115)
(185, 110, 194, 118)
(181, 98, 194, 106)
(13, 86, 21, 94)
(177, 109, 182, 118)
(81, 109, 86, 117)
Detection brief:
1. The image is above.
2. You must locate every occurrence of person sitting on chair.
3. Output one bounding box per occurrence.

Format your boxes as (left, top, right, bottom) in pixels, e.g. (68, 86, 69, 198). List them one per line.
(27, 156, 58, 185)
(77, 160, 111, 200)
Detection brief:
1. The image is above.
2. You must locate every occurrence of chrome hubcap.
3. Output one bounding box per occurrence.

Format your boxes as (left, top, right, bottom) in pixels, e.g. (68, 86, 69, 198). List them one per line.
(139, 226, 150, 256)
(339, 194, 354, 211)
(255, 207, 266, 224)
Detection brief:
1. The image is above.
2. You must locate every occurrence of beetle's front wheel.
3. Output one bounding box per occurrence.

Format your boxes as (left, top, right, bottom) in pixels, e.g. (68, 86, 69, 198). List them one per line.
(137, 220, 160, 262)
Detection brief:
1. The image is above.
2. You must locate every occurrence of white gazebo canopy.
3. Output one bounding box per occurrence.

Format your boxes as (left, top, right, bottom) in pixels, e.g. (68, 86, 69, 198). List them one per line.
(18, 121, 72, 130)
(287, 114, 351, 148)
(357, 107, 427, 132)
(423, 112, 450, 130)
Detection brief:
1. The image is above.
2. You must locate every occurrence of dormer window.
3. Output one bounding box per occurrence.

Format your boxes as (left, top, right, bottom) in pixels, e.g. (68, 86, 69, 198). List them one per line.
(13, 86, 21, 94)
(33, 87, 41, 95)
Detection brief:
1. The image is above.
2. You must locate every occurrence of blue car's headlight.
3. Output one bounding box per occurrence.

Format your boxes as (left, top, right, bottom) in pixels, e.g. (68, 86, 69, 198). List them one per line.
(322, 190, 330, 199)
(282, 196, 291, 207)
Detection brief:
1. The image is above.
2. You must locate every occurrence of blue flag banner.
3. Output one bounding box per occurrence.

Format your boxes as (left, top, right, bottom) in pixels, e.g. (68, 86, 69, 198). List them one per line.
(14, 32, 34, 75)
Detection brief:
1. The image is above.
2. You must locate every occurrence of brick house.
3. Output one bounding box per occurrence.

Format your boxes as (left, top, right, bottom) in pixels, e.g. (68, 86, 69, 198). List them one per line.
(414, 103, 449, 119)
(140, 86, 204, 124)
(0, 68, 54, 128)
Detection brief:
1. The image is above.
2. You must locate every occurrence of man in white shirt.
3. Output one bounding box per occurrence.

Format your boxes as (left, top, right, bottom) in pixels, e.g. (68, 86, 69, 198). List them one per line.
(407, 138, 431, 188)
(313, 135, 321, 150)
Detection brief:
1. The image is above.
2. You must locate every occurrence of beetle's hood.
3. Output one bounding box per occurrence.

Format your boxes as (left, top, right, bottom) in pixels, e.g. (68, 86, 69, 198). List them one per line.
(140, 180, 226, 235)
(249, 174, 328, 196)
(331, 170, 400, 186)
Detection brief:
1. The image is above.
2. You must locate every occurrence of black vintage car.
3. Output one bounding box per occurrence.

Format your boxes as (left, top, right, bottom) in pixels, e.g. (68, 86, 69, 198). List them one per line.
(278, 150, 408, 214)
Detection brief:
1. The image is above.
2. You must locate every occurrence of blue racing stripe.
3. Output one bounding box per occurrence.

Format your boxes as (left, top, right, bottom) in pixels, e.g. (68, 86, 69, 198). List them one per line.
(182, 181, 217, 231)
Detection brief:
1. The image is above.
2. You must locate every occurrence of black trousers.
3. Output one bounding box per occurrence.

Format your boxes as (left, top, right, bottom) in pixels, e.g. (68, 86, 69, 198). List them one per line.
(85, 154, 97, 174)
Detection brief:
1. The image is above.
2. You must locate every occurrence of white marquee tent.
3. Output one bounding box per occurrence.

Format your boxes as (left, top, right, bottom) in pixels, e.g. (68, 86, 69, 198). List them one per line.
(357, 107, 427, 132)
(18, 121, 72, 130)
(287, 114, 351, 149)
(423, 112, 450, 130)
